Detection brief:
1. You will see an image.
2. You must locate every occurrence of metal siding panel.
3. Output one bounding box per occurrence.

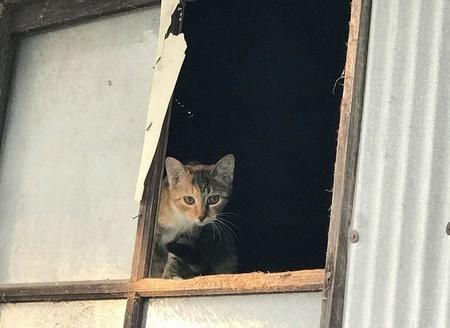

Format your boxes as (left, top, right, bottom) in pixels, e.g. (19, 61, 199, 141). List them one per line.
(343, 0, 450, 327)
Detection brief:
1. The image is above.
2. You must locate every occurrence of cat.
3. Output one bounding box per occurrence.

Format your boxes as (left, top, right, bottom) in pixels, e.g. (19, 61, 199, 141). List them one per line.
(150, 154, 238, 279)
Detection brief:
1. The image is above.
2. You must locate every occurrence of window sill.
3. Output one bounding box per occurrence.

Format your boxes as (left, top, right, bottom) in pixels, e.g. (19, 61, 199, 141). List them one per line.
(135, 269, 324, 297)
(0, 269, 324, 302)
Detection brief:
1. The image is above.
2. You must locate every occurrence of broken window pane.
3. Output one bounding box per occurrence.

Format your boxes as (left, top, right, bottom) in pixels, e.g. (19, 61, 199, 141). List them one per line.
(150, 0, 350, 277)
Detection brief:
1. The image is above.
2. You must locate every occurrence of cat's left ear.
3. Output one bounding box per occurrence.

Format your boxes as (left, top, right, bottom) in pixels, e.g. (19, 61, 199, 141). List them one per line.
(211, 154, 235, 184)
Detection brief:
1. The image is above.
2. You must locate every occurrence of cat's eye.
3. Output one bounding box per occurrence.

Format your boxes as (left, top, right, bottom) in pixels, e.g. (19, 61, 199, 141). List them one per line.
(183, 196, 196, 205)
(207, 195, 220, 205)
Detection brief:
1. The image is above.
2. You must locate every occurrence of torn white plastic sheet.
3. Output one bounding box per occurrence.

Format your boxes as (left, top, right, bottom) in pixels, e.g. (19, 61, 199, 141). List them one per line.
(135, 0, 187, 200)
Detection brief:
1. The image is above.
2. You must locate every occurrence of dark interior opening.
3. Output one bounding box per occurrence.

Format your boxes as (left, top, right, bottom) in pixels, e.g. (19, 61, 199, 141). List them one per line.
(166, 0, 350, 273)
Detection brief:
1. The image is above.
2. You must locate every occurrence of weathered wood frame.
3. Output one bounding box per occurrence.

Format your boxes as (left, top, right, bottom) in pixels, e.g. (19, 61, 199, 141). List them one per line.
(1, 270, 324, 302)
(320, 0, 372, 327)
(0, 0, 371, 327)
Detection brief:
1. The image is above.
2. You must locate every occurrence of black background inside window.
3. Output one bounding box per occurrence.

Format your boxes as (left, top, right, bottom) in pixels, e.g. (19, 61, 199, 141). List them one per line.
(166, 0, 350, 272)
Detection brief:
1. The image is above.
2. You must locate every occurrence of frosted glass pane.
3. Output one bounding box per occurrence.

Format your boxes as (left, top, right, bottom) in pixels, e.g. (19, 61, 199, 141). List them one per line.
(0, 300, 126, 328)
(145, 293, 322, 328)
(0, 7, 160, 283)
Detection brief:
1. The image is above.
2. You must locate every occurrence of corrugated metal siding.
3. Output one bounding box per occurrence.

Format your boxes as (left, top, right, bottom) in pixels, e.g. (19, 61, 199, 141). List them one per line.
(343, 0, 450, 327)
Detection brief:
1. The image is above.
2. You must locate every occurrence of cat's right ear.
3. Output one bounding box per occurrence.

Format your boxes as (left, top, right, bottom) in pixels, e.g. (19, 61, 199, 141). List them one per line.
(165, 157, 187, 188)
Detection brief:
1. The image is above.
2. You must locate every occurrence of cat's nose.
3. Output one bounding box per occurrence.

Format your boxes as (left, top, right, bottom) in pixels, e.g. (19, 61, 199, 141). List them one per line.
(198, 213, 207, 222)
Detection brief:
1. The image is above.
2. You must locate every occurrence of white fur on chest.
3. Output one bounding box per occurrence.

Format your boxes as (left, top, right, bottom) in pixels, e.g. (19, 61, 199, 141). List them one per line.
(159, 204, 195, 245)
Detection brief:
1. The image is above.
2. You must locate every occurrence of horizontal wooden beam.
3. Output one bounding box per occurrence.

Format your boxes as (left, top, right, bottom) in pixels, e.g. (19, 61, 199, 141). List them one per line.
(0, 269, 324, 303)
(6, 0, 161, 34)
(0, 279, 131, 303)
(134, 269, 324, 297)
(3, 0, 40, 7)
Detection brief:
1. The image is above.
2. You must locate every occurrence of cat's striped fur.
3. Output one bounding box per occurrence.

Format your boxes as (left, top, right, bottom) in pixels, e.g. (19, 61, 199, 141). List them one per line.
(150, 154, 238, 279)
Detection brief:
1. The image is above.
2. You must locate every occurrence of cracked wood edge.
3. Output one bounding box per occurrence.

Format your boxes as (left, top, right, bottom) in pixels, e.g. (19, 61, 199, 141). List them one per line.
(0, 269, 324, 302)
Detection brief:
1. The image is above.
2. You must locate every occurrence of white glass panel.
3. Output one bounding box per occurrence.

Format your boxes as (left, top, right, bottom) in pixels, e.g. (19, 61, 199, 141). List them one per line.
(0, 7, 160, 283)
(145, 293, 322, 328)
(0, 300, 126, 328)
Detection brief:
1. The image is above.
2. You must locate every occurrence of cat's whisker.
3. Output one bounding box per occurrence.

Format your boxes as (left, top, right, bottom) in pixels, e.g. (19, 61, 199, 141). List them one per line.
(211, 218, 238, 244)
(212, 223, 219, 246)
(212, 219, 226, 238)
(215, 223, 230, 249)
(215, 216, 240, 233)
(186, 222, 195, 241)
(215, 214, 239, 227)
(215, 218, 236, 233)
(212, 218, 238, 239)
(217, 212, 240, 219)
(209, 224, 215, 246)
(206, 219, 219, 244)
(222, 224, 238, 242)
(216, 215, 238, 222)
(219, 221, 239, 234)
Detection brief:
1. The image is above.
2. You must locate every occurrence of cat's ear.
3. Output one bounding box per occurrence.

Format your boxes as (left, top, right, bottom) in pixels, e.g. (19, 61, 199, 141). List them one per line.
(165, 157, 187, 188)
(211, 154, 235, 184)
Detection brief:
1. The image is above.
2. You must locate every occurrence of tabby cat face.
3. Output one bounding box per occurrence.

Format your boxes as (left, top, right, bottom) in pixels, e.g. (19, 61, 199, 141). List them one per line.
(165, 154, 235, 223)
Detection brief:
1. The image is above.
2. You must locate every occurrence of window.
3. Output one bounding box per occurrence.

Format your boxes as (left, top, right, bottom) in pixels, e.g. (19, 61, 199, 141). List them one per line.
(0, 6, 159, 284)
(0, 0, 371, 327)
(151, 0, 350, 277)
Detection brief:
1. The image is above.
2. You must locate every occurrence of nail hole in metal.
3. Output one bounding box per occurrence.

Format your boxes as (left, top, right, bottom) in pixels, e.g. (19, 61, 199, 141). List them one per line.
(349, 229, 359, 243)
(446, 222, 450, 235)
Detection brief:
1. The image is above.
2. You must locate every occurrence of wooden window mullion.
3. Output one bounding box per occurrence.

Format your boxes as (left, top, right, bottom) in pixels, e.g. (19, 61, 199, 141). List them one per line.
(0, 5, 16, 147)
(124, 110, 171, 328)
(123, 4, 184, 325)
(319, 0, 372, 327)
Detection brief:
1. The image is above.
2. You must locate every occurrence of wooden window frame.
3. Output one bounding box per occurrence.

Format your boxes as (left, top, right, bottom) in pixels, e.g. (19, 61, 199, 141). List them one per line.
(319, 1, 372, 327)
(0, 1, 372, 327)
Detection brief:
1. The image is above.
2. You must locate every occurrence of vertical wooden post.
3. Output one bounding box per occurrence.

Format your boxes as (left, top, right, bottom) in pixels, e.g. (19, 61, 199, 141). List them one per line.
(320, 0, 373, 327)
(0, 5, 16, 146)
(123, 2, 185, 326)
(123, 111, 171, 328)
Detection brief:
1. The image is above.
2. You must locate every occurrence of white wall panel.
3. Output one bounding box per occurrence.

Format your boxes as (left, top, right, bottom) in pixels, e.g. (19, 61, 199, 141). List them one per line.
(0, 7, 160, 283)
(0, 300, 126, 328)
(145, 293, 322, 328)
